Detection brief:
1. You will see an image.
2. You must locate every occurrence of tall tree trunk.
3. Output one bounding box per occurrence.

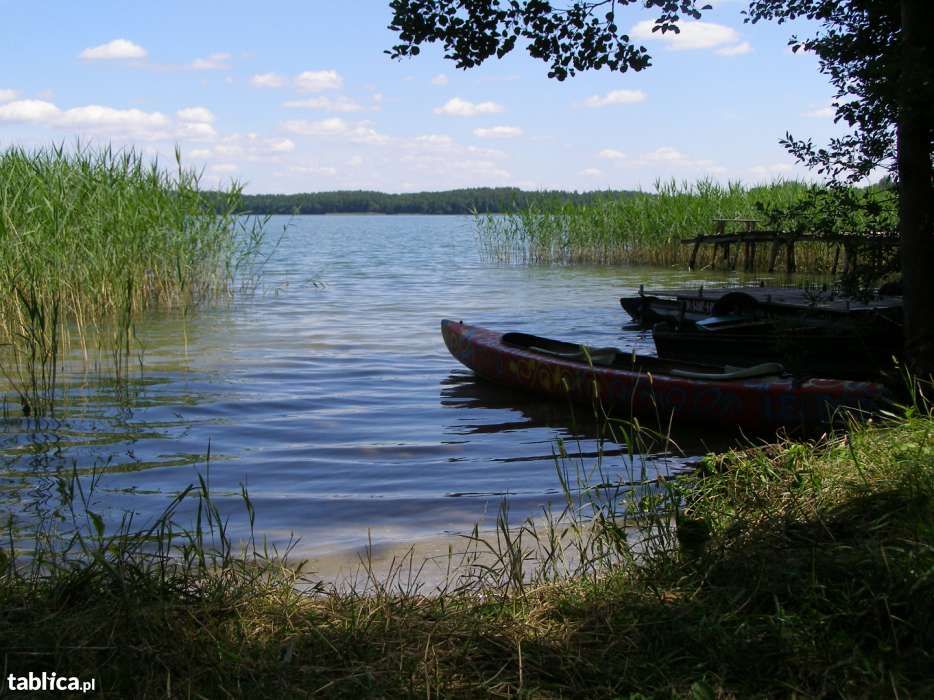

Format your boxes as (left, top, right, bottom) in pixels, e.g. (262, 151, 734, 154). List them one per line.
(898, 0, 934, 379)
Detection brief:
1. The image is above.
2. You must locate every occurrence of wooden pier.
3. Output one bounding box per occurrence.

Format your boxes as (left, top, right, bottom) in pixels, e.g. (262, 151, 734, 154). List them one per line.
(682, 218, 899, 273)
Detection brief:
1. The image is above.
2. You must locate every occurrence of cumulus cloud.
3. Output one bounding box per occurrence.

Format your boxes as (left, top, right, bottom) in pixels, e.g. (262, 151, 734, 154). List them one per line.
(0, 89, 17, 103)
(716, 41, 752, 56)
(473, 125, 522, 139)
(190, 52, 232, 70)
(282, 117, 388, 144)
(79, 39, 147, 60)
(598, 149, 627, 160)
(209, 163, 238, 173)
(433, 97, 504, 117)
(176, 107, 215, 123)
(0, 100, 170, 137)
(0, 99, 240, 144)
(580, 89, 646, 108)
(250, 73, 287, 88)
(176, 122, 217, 141)
(295, 70, 342, 92)
(431, 74, 448, 86)
(580, 168, 603, 177)
(630, 20, 740, 51)
(282, 96, 364, 112)
(0, 99, 61, 123)
(57, 105, 169, 131)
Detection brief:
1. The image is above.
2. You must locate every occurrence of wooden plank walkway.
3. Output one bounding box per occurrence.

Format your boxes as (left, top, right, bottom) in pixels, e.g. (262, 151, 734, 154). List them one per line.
(681, 218, 899, 273)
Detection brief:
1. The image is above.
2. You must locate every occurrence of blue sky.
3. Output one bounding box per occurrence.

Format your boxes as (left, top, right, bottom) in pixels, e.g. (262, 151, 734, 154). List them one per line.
(0, 0, 845, 193)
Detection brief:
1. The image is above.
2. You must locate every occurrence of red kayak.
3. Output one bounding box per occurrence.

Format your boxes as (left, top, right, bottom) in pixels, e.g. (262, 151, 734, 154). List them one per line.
(441, 319, 891, 433)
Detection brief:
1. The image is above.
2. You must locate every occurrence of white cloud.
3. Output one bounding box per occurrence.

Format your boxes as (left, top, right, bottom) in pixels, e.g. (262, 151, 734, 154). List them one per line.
(598, 144, 724, 173)
(295, 69, 342, 92)
(580, 168, 603, 177)
(282, 96, 364, 112)
(646, 146, 686, 161)
(176, 122, 217, 140)
(210, 163, 238, 173)
(433, 97, 504, 117)
(266, 138, 296, 153)
(473, 125, 523, 139)
(190, 52, 232, 70)
(176, 107, 215, 123)
(0, 99, 61, 123)
(289, 164, 338, 176)
(79, 39, 147, 60)
(188, 148, 212, 159)
(415, 134, 454, 146)
(57, 105, 169, 131)
(580, 89, 646, 108)
(716, 41, 752, 56)
(282, 117, 388, 144)
(250, 73, 287, 88)
(431, 74, 448, 86)
(803, 105, 835, 118)
(0, 89, 17, 103)
(630, 20, 740, 51)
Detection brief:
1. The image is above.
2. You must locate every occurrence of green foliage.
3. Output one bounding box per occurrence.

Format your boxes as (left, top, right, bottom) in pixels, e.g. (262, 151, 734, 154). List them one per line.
(478, 178, 821, 267)
(0, 144, 264, 416)
(386, 0, 708, 80)
(745, 0, 907, 183)
(208, 186, 640, 215)
(1, 406, 931, 696)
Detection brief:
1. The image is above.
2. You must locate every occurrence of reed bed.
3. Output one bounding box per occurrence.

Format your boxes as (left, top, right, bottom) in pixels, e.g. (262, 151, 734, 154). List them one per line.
(477, 179, 864, 270)
(1, 401, 930, 697)
(0, 144, 264, 416)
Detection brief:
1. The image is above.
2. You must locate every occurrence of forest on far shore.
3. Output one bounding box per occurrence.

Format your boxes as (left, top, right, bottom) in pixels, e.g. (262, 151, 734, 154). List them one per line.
(208, 187, 641, 215)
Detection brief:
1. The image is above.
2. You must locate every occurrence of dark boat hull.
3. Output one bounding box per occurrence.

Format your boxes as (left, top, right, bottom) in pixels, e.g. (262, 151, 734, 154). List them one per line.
(652, 322, 898, 379)
(441, 320, 890, 433)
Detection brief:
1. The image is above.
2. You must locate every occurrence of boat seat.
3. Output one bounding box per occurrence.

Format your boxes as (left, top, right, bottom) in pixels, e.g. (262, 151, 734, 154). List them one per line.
(527, 345, 618, 366)
(669, 362, 785, 381)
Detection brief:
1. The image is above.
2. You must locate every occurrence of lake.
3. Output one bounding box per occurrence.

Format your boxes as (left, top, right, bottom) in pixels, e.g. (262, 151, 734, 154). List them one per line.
(0, 215, 758, 560)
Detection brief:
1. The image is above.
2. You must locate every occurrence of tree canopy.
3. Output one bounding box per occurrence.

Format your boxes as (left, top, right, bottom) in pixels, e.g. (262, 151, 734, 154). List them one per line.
(387, 0, 709, 80)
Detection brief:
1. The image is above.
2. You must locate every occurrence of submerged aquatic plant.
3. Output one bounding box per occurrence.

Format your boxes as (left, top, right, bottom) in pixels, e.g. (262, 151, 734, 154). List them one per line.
(0, 143, 267, 416)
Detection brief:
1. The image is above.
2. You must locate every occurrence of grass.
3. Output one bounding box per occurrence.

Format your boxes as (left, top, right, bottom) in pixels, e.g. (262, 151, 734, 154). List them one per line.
(476, 179, 896, 271)
(1, 402, 931, 697)
(0, 143, 266, 417)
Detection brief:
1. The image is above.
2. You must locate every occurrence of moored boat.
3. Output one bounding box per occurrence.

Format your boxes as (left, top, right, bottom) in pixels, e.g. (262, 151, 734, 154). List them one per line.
(441, 319, 890, 433)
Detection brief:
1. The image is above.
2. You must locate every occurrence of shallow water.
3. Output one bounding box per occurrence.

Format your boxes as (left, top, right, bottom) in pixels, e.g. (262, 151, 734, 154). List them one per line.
(0, 215, 766, 556)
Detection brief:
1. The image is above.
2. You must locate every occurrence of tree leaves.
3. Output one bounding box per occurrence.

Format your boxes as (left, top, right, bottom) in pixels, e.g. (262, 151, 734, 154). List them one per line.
(386, 1, 708, 80)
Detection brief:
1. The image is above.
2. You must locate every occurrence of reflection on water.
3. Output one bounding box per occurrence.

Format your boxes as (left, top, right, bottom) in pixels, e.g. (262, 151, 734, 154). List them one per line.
(1, 215, 770, 555)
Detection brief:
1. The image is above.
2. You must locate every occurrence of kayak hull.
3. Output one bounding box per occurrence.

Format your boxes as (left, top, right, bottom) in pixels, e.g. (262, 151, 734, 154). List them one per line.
(441, 319, 890, 433)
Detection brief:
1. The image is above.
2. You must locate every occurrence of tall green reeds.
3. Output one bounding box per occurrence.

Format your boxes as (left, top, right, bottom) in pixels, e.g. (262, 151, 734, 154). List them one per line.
(477, 179, 830, 267)
(0, 144, 265, 416)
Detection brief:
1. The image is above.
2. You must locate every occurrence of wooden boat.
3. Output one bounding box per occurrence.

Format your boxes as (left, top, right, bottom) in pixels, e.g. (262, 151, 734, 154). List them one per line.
(651, 316, 898, 380)
(441, 319, 891, 433)
(620, 285, 903, 330)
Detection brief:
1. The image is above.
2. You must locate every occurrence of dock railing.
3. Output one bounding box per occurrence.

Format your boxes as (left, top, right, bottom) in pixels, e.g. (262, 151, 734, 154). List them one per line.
(683, 219, 899, 273)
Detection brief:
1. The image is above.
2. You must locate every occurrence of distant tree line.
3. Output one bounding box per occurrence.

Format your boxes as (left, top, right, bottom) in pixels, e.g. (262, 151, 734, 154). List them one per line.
(205, 187, 640, 215)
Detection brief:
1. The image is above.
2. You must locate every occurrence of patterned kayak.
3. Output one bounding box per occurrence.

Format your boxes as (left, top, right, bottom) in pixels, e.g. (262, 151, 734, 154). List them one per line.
(441, 319, 891, 433)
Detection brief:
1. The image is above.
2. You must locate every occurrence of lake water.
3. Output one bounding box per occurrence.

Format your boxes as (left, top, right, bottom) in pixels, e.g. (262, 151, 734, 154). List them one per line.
(1, 215, 759, 559)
